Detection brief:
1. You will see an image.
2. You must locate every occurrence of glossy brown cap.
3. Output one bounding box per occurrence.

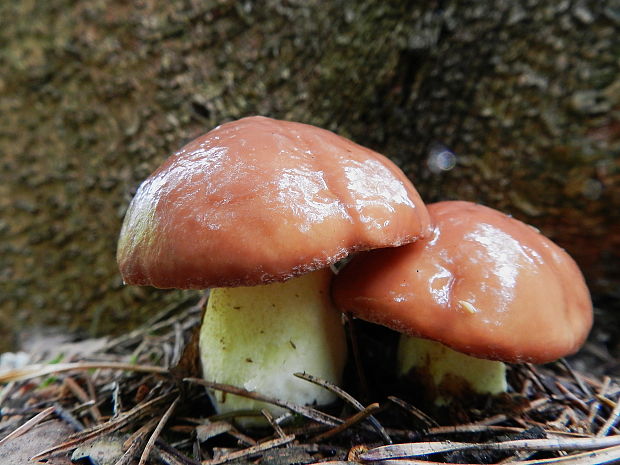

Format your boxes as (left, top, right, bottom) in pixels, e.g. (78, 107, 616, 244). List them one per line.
(117, 116, 430, 289)
(333, 201, 593, 363)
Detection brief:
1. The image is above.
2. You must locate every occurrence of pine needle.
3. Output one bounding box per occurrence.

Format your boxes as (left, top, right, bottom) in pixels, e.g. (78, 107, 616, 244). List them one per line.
(0, 361, 169, 383)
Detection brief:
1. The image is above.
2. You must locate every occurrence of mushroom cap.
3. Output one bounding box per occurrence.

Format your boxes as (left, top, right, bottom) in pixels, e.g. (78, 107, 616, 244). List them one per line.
(117, 116, 430, 289)
(332, 201, 593, 363)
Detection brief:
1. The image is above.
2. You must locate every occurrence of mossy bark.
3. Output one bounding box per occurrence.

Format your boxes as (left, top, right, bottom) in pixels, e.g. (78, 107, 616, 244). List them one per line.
(1, 0, 618, 351)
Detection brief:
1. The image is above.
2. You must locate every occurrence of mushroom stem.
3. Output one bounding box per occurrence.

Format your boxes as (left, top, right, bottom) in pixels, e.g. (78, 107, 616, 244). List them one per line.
(199, 269, 346, 423)
(397, 335, 507, 405)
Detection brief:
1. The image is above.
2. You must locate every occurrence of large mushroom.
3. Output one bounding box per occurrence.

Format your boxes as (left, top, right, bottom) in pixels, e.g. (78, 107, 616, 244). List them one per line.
(333, 201, 593, 403)
(117, 116, 431, 419)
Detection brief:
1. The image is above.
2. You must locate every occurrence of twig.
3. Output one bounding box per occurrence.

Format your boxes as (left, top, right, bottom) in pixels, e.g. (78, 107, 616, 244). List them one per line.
(317, 460, 359, 465)
(556, 381, 590, 415)
(101, 301, 202, 351)
(559, 358, 592, 397)
(372, 444, 620, 465)
(172, 321, 185, 367)
(0, 361, 169, 383)
(63, 376, 102, 423)
(156, 438, 203, 465)
(158, 446, 193, 465)
(201, 435, 295, 465)
(596, 394, 618, 409)
(0, 405, 55, 446)
(425, 397, 549, 437)
(55, 402, 86, 432)
(184, 378, 341, 426)
(144, 296, 202, 329)
(361, 435, 620, 460)
(139, 396, 180, 465)
(313, 403, 381, 442)
(525, 363, 555, 398)
(194, 421, 234, 443)
(261, 408, 288, 439)
(315, 462, 358, 465)
(115, 418, 159, 465)
(112, 381, 123, 418)
(597, 394, 620, 437)
(227, 428, 258, 446)
(387, 396, 439, 428)
(295, 372, 392, 443)
(427, 423, 525, 436)
(30, 391, 175, 460)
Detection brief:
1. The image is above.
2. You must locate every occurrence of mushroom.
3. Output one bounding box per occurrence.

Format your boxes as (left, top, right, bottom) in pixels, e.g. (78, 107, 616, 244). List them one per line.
(117, 116, 431, 420)
(332, 201, 593, 404)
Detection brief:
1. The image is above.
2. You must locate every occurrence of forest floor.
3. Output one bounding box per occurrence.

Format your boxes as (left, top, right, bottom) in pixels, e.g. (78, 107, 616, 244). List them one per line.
(0, 294, 619, 465)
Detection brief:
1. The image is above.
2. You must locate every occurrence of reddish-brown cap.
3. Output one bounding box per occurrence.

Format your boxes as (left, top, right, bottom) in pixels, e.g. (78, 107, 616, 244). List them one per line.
(332, 201, 593, 363)
(117, 116, 430, 289)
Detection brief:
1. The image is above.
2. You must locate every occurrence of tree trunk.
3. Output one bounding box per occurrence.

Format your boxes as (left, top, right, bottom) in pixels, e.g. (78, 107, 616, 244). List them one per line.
(1, 0, 618, 350)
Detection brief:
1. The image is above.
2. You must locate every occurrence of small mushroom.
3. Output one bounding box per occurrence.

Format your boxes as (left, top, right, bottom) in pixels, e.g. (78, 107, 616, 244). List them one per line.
(332, 201, 593, 404)
(117, 116, 430, 420)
